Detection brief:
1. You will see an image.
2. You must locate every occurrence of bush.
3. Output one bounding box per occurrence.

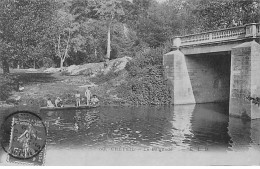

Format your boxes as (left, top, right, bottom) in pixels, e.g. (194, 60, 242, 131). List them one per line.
(78, 68, 93, 76)
(41, 57, 55, 68)
(118, 46, 172, 105)
(91, 70, 121, 85)
(0, 75, 17, 101)
(118, 65, 171, 105)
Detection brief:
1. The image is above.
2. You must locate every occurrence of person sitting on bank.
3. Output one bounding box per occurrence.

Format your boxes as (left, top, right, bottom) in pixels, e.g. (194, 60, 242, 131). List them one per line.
(55, 97, 63, 107)
(85, 87, 92, 105)
(75, 91, 81, 107)
(47, 98, 55, 107)
(19, 84, 24, 92)
(90, 95, 99, 105)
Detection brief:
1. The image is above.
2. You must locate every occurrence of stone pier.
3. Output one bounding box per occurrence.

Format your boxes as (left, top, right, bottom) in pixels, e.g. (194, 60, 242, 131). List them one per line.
(229, 41, 260, 119)
(163, 50, 195, 105)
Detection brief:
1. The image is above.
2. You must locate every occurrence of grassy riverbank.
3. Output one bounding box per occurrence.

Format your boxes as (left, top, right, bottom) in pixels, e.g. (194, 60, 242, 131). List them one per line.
(0, 47, 172, 107)
(0, 58, 132, 107)
(1, 72, 131, 108)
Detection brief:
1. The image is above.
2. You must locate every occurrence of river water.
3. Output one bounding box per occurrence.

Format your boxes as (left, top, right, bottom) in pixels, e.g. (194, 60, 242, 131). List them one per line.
(1, 102, 260, 165)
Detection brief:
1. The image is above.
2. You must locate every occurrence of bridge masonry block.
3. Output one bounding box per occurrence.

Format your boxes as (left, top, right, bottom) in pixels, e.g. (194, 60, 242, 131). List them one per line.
(163, 50, 195, 105)
(230, 41, 260, 119)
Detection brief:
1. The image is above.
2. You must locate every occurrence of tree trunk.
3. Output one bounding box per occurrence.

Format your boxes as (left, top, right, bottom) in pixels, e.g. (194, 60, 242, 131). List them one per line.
(94, 48, 97, 58)
(60, 58, 64, 69)
(2, 57, 10, 74)
(59, 29, 70, 69)
(106, 22, 111, 62)
(33, 59, 36, 69)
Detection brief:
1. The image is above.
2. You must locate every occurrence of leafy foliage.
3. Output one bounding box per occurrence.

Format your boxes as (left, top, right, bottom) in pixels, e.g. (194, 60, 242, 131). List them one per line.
(1, 0, 260, 103)
(0, 0, 57, 72)
(1, 0, 259, 73)
(118, 46, 172, 105)
(0, 75, 18, 100)
(91, 71, 121, 85)
(192, 0, 260, 31)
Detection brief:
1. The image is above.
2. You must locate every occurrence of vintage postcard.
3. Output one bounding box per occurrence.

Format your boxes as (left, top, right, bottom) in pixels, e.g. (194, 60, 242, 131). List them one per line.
(0, 0, 260, 166)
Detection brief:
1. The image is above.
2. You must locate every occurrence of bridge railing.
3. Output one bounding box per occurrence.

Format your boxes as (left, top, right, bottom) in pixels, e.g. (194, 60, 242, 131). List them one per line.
(176, 23, 260, 47)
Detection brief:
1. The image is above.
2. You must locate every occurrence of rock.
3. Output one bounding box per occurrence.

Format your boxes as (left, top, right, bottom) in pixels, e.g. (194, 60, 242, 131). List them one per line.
(44, 67, 61, 73)
(103, 56, 132, 75)
(113, 57, 132, 72)
(42, 56, 132, 76)
(27, 68, 38, 72)
(67, 65, 79, 74)
(70, 63, 103, 76)
(69, 56, 132, 76)
(74, 68, 93, 76)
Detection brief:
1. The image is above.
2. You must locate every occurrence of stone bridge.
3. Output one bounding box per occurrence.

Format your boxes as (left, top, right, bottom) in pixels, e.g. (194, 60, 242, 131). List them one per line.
(163, 23, 260, 120)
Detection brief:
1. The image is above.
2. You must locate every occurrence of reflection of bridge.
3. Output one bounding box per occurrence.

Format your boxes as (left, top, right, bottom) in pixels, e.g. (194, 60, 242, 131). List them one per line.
(164, 23, 260, 120)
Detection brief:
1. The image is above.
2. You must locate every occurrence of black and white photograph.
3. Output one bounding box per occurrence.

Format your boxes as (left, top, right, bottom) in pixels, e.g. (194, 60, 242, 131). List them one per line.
(0, 0, 260, 166)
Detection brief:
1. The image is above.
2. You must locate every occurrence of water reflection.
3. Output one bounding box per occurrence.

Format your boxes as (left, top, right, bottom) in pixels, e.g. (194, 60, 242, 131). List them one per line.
(250, 120, 260, 151)
(168, 104, 195, 150)
(190, 103, 231, 151)
(39, 103, 260, 152)
(1, 103, 260, 164)
(228, 117, 260, 152)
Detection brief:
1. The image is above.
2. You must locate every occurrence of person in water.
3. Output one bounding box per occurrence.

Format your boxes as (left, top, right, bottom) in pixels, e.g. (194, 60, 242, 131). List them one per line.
(90, 95, 99, 105)
(47, 98, 54, 107)
(75, 91, 81, 107)
(85, 87, 92, 105)
(55, 97, 63, 107)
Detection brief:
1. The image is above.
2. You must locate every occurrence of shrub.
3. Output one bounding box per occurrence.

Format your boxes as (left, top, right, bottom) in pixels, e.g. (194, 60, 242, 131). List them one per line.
(118, 65, 171, 105)
(0, 75, 17, 101)
(118, 46, 172, 105)
(91, 70, 121, 85)
(78, 68, 93, 76)
(41, 57, 55, 68)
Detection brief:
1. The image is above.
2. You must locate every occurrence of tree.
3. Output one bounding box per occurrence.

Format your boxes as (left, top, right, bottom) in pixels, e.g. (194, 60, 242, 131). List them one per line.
(50, 5, 77, 68)
(192, 0, 260, 31)
(126, 0, 186, 47)
(94, 0, 125, 62)
(0, 0, 57, 73)
(0, 0, 17, 73)
(70, 18, 107, 62)
(0, 40, 13, 73)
